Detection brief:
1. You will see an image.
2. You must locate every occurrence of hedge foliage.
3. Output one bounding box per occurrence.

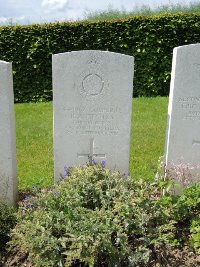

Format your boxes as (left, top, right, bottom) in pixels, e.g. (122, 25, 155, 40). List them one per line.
(1, 14, 200, 102)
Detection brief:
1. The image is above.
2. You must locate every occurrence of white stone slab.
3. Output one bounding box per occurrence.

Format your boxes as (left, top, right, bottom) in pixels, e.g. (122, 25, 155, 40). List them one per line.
(165, 44, 200, 186)
(0, 60, 17, 205)
(53, 50, 134, 181)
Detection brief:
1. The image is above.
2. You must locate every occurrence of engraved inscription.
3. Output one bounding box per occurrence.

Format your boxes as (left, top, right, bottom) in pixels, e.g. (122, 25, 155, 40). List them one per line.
(64, 106, 121, 136)
(82, 74, 104, 96)
(178, 96, 200, 120)
(76, 70, 108, 100)
(87, 56, 99, 65)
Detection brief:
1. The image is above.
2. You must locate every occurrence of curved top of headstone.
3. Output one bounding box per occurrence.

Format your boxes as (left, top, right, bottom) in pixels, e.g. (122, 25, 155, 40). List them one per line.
(52, 50, 134, 102)
(172, 44, 200, 62)
(0, 60, 10, 64)
(174, 43, 200, 50)
(53, 50, 133, 59)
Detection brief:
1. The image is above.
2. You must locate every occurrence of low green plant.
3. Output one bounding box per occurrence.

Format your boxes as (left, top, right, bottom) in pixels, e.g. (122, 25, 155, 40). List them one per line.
(8, 163, 199, 266)
(0, 203, 16, 252)
(173, 184, 200, 253)
(190, 214, 200, 254)
(156, 158, 200, 254)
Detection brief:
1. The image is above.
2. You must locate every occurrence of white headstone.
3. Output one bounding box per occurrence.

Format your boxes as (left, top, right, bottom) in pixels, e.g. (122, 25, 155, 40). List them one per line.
(165, 44, 200, 186)
(0, 61, 17, 205)
(53, 50, 134, 181)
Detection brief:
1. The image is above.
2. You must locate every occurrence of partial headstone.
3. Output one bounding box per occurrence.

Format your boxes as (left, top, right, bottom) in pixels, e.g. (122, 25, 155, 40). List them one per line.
(53, 50, 134, 181)
(0, 60, 17, 205)
(165, 44, 200, 188)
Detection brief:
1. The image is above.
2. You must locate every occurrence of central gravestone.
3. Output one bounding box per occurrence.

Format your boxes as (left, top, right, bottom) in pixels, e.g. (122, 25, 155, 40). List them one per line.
(53, 50, 134, 181)
(165, 44, 200, 187)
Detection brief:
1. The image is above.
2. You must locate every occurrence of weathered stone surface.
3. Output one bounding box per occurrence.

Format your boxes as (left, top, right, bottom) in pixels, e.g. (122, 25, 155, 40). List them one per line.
(0, 60, 17, 205)
(53, 50, 134, 181)
(165, 44, 200, 186)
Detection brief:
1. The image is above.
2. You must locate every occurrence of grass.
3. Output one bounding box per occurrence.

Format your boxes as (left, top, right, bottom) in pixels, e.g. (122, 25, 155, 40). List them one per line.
(16, 102, 53, 189)
(15, 97, 168, 190)
(130, 97, 168, 180)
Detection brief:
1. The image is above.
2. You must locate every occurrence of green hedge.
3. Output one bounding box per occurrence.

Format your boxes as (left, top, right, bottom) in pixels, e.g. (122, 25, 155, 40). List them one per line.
(0, 14, 200, 102)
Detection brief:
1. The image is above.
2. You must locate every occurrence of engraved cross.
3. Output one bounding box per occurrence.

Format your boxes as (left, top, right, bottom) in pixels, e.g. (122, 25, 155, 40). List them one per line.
(77, 138, 106, 161)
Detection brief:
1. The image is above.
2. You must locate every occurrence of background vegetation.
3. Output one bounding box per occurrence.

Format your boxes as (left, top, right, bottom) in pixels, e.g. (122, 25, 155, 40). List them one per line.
(1, 13, 200, 102)
(1, 4, 200, 264)
(84, 2, 200, 21)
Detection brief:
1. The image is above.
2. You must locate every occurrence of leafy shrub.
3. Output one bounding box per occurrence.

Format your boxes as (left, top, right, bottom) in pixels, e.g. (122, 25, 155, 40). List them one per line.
(8, 163, 200, 266)
(173, 185, 200, 254)
(0, 203, 16, 252)
(1, 14, 200, 102)
(190, 214, 200, 254)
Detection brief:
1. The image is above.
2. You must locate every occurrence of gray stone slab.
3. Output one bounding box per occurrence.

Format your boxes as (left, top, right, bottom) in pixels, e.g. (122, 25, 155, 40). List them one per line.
(53, 50, 134, 181)
(0, 60, 17, 205)
(165, 44, 200, 186)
